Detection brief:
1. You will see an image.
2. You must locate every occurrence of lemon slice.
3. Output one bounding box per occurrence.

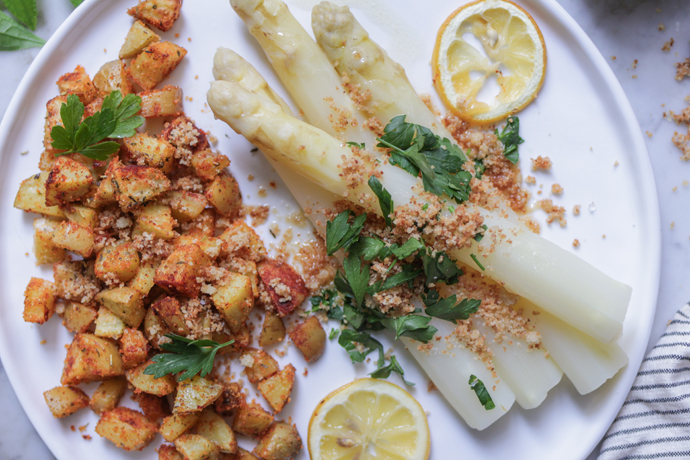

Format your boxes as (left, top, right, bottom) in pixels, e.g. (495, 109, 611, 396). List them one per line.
(308, 379, 430, 460)
(432, 0, 547, 124)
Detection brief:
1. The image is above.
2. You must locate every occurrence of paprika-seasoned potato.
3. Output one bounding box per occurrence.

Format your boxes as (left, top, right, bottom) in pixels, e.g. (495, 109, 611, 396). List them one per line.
(174, 434, 221, 460)
(258, 311, 286, 347)
(167, 190, 207, 222)
(43, 385, 90, 418)
(174, 376, 223, 414)
(232, 402, 273, 438)
(123, 132, 175, 173)
(205, 172, 241, 217)
(119, 19, 160, 59)
(194, 408, 238, 454)
(62, 204, 98, 228)
(253, 422, 302, 460)
(257, 364, 296, 413)
(159, 444, 184, 460)
(289, 316, 327, 362)
(45, 156, 94, 206)
(211, 272, 253, 333)
(111, 164, 172, 211)
(139, 85, 184, 118)
(214, 382, 244, 416)
(128, 41, 187, 91)
(23, 277, 57, 324)
(95, 241, 141, 283)
(128, 260, 159, 295)
(95, 407, 158, 451)
(90, 377, 127, 415)
(225, 448, 260, 460)
(218, 220, 266, 262)
(155, 244, 211, 297)
(62, 302, 98, 333)
(14, 172, 65, 218)
(133, 202, 177, 240)
(61, 333, 124, 385)
(52, 221, 95, 258)
(128, 0, 182, 32)
(93, 60, 132, 96)
(257, 259, 308, 317)
(126, 360, 176, 397)
(119, 327, 150, 369)
(94, 306, 127, 340)
(152, 296, 190, 335)
(132, 390, 171, 421)
(161, 412, 200, 442)
(96, 286, 146, 328)
(144, 307, 172, 349)
(240, 349, 279, 384)
(56, 65, 98, 105)
(42, 95, 67, 150)
(191, 150, 230, 182)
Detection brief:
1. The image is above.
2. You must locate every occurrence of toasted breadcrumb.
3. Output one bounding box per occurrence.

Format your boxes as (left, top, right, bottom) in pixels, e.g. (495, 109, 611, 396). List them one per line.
(531, 156, 552, 171)
(573, 239, 580, 248)
(525, 176, 536, 185)
(551, 183, 563, 195)
(663, 38, 675, 51)
(676, 58, 690, 81)
(536, 199, 567, 227)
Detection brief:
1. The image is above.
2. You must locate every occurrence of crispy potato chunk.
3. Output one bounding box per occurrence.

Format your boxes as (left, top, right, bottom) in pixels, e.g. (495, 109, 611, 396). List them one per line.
(226, 448, 260, 460)
(212, 272, 253, 333)
(14, 172, 65, 218)
(174, 434, 221, 460)
(90, 377, 127, 415)
(23, 277, 57, 324)
(45, 156, 94, 206)
(253, 422, 302, 460)
(214, 382, 245, 416)
(139, 85, 184, 118)
(129, 260, 159, 295)
(173, 376, 223, 414)
(205, 172, 241, 217)
(96, 286, 146, 328)
(93, 157, 120, 206)
(289, 316, 327, 362)
(133, 203, 177, 240)
(144, 307, 172, 349)
(257, 259, 308, 317)
(191, 150, 229, 182)
(168, 190, 207, 222)
(185, 209, 215, 238)
(219, 220, 265, 262)
(93, 60, 132, 96)
(195, 408, 238, 454)
(232, 403, 273, 438)
(52, 221, 95, 258)
(159, 444, 184, 460)
(126, 360, 176, 397)
(62, 203, 98, 228)
(120, 328, 150, 369)
(56, 65, 98, 105)
(43, 95, 67, 150)
(152, 296, 189, 335)
(128, 0, 182, 32)
(258, 311, 286, 347)
(161, 412, 200, 442)
(155, 244, 211, 297)
(62, 302, 98, 333)
(95, 407, 158, 451)
(241, 349, 279, 384)
(43, 385, 89, 418)
(95, 306, 127, 340)
(161, 115, 209, 153)
(61, 333, 124, 385)
(123, 132, 175, 173)
(119, 19, 160, 59)
(95, 241, 140, 283)
(112, 165, 171, 211)
(128, 41, 187, 91)
(257, 365, 295, 414)
(132, 391, 171, 421)
(53, 260, 100, 304)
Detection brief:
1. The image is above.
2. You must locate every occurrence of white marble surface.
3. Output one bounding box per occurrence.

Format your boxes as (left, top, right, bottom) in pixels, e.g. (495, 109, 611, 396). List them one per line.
(1, 0, 689, 458)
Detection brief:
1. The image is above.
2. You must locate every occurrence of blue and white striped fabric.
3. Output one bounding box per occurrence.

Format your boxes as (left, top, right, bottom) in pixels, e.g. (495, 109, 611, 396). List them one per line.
(598, 303, 690, 460)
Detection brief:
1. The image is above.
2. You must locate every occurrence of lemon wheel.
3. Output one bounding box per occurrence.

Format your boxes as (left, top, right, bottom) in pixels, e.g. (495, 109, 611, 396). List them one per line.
(308, 379, 430, 460)
(432, 0, 547, 124)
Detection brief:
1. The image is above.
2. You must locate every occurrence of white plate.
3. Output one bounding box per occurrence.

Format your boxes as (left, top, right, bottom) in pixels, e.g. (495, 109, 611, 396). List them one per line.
(0, 0, 660, 459)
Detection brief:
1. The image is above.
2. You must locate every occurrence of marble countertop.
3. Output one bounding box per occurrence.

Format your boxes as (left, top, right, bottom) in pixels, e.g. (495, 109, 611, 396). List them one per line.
(1, 0, 689, 458)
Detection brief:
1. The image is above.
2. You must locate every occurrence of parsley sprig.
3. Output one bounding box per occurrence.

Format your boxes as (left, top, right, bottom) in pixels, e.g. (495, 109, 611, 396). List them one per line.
(495, 116, 524, 164)
(143, 334, 234, 382)
(51, 90, 145, 160)
(469, 374, 496, 410)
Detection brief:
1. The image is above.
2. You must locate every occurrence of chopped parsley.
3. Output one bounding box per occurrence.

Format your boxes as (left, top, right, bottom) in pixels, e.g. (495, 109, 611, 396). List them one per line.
(143, 334, 233, 382)
(495, 116, 524, 165)
(470, 253, 485, 271)
(469, 375, 495, 410)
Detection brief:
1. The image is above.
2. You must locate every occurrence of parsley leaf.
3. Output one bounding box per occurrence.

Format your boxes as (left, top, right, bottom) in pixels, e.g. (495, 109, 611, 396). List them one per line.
(368, 175, 394, 227)
(342, 256, 370, 307)
(143, 334, 234, 382)
(51, 91, 144, 160)
(329, 328, 339, 340)
(325, 211, 367, 255)
(369, 264, 422, 294)
(343, 303, 366, 330)
(422, 250, 463, 284)
(495, 116, 524, 165)
(474, 224, 488, 242)
(423, 290, 480, 323)
(381, 315, 437, 343)
(391, 238, 424, 259)
(308, 289, 343, 320)
(370, 355, 414, 386)
(469, 374, 495, 410)
(0, 11, 45, 51)
(338, 330, 385, 367)
(348, 236, 386, 261)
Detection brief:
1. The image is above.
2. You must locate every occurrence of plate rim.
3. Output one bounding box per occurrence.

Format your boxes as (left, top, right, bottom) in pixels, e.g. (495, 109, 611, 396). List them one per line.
(0, 0, 661, 458)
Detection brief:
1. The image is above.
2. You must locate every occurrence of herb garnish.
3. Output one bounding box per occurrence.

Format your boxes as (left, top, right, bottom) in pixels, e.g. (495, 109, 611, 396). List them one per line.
(469, 374, 495, 410)
(143, 334, 234, 382)
(325, 210, 366, 256)
(423, 290, 481, 323)
(368, 176, 394, 227)
(370, 356, 414, 386)
(0, 10, 44, 50)
(470, 253, 485, 271)
(495, 116, 524, 165)
(51, 90, 145, 160)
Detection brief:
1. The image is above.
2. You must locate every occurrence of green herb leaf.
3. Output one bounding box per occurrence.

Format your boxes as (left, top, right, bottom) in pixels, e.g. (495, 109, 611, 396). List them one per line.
(381, 315, 437, 343)
(369, 264, 422, 294)
(5, 0, 37, 30)
(70, 0, 85, 6)
(329, 328, 339, 340)
(474, 159, 485, 179)
(338, 330, 384, 367)
(370, 355, 414, 386)
(474, 224, 488, 242)
(308, 289, 344, 320)
(470, 253, 486, 271)
(0, 11, 44, 51)
(342, 256, 370, 307)
(469, 374, 495, 410)
(422, 250, 463, 285)
(368, 175, 394, 227)
(495, 116, 524, 165)
(143, 334, 234, 382)
(343, 303, 366, 330)
(423, 290, 480, 323)
(325, 211, 367, 255)
(346, 141, 365, 149)
(391, 238, 424, 259)
(348, 236, 386, 261)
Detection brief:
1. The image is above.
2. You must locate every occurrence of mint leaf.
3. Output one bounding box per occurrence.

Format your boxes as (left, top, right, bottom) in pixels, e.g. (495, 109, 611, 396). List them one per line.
(423, 290, 480, 323)
(469, 375, 495, 410)
(4, 0, 37, 30)
(368, 175, 394, 227)
(0, 11, 44, 50)
(370, 355, 414, 386)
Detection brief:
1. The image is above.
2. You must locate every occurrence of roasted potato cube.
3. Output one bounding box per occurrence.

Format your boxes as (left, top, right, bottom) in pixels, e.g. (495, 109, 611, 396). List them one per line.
(53, 260, 100, 304)
(95, 241, 140, 283)
(139, 85, 184, 118)
(225, 258, 259, 298)
(95, 306, 126, 339)
(123, 132, 175, 173)
(133, 203, 177, 239)
(95, 407, 158, 451)
(43, 95, 68, 150)
(289, 316, 327, 362)
(155, 244, 211, 297)
(175, 434, 221, 460)
(258, 312, 286, 347)
(240, 349, 279, 384)
(161, 413, 200, 442)
(214, 323, 251, 354)
(23, 277, 57, 324)
(93, 157, 120, 206)
(119, 328, 150, 369)
(129, 260, 159, 295)
(62, 204, 98, 228)
(132, 390, 171, 421)
(174, 376, 223, 414)
(43, 385, 89, 418)
(144, 308, 171, 349)
(126, 359, 177, 396)
(151, 296, 189, 335)
(194, 408, 237, 454)
(257, 365, 295, 414)
(61, 333, 124, 385)
(56, 65, 98, 105)
(219, 220, 265, 262)
(205, 172, 241, 217)
(258, 259, 308, 317)
(119, 19, 160, 59)
(211, 272, 253, 333)
(232, 403, 273, 438)
(159, 444, 184, 460)
(128, 0, 182, 32)
(14, 172, 65, 218)
(128, 41, 187, 91)
(214, 382, 244, 416)
(93, 60, 132, 96)
(185, 208, 215, 238)
(84, 96, 104, 118)
(38, 148, 59, 171)
(192, 150, 230, 182)
(90, 377, 127, 415)
(253, 422, 302, 460)
(52, 221, 95, 258)
(112, 165, 172, 211)
(168, 191, 207, 222)
(225, 448, 260, 460)
(45, 156, 94, 206)
(62, 302, 98, 333)
(161, 115, 209, 153)
(96, 286, 145, 328)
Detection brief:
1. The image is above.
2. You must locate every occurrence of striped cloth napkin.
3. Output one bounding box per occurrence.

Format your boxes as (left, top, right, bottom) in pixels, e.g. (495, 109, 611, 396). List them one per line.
(598, 303, 690, 459)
